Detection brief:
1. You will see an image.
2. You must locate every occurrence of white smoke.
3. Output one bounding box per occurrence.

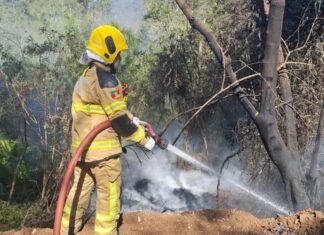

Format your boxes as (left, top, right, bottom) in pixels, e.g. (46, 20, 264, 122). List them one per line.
(121, 147, 217, 212)
(118, 143, 290, 217)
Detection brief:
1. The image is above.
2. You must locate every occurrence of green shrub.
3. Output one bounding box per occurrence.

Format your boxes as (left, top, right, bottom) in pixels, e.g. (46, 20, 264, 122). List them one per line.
(0, 201, 30, 231)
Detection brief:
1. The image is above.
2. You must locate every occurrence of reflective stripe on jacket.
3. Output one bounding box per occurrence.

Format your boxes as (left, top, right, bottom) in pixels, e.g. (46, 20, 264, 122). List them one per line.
(71, 62, 147, 162)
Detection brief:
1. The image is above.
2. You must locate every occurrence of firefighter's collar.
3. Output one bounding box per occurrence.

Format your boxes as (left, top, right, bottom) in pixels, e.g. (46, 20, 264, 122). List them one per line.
(92, 61, 111, 72)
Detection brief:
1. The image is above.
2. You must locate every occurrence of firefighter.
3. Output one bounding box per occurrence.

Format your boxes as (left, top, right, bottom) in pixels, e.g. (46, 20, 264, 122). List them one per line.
(61, 25, 155, 235)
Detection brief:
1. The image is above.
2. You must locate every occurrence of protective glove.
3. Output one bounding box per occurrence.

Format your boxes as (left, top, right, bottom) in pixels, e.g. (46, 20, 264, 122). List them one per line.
(132, 117, 156, 150)
(132, 117, 141, 126)
(143, 136, 155, 151)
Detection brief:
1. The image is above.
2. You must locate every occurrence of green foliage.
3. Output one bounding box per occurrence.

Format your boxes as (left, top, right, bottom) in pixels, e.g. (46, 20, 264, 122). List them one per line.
(0, 0, 114, 210)
(0, 50, 24, 79)
(0, 133, 31, 200)
(0, 201, 30, 230)
(120, 0, 228, 126)
(142, 0, 187, 51)
(0, 165, 10, 195)
(0, 133, 25, 174)
(0, 132, 16, 162)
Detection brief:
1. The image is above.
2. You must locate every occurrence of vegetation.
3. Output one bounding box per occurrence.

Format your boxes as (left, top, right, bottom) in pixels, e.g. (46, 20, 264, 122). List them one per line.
(0, 0, 113, 228)
(0, 201, 31, 231)
(0, 0, 323, 229)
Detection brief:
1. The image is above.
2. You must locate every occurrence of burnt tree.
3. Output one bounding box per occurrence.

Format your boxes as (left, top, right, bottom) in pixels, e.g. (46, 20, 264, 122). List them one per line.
(306, 102, 324, 207)
(174, 0, 323, 211)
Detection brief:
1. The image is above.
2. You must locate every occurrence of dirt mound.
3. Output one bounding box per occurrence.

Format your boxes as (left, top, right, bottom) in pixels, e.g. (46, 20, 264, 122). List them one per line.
(1, 209, 323, 235)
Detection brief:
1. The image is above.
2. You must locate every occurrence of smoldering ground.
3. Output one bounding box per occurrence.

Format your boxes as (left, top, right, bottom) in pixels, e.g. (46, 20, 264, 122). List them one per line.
(121, 147, 216, 212)
(118, 142, 290, 217)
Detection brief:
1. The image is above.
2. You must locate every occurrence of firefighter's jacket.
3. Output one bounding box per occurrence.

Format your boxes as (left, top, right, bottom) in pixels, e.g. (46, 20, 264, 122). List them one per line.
(71, 62, 148, 162)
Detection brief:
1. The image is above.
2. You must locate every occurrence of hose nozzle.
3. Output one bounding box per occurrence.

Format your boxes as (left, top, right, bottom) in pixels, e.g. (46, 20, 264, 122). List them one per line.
(140, 121, 169, 150)
(156, 137, 168, 149)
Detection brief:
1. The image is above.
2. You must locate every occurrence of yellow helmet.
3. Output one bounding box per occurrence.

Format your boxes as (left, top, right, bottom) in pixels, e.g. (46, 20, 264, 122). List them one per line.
(86, 25, 128, 64)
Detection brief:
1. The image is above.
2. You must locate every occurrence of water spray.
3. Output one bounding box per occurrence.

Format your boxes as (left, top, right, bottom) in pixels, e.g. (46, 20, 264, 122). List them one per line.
(54, 120, 290, 235)
(142, 121, 291, 215)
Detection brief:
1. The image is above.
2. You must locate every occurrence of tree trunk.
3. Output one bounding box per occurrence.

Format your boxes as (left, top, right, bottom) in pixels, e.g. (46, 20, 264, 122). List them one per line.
(278, 47, 299, 155)
(7, 154, 23, 204)
(306, 102, 324, 207)
(258, 0, 308, 211)
(256, 0, 309, 211)
(41, 157, 49, 201)
(262, 0, 299, 156)
(256, 113, 309, 211)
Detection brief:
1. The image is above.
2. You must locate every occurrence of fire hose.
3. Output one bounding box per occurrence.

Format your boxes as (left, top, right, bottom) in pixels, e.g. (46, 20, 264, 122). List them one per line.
(53, 120, 166, 235)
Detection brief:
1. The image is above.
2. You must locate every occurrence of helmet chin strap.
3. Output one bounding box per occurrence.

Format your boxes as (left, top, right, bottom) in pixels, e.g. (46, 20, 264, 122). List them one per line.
(109, 53, 121, 74)
(109, 64, 117, 74)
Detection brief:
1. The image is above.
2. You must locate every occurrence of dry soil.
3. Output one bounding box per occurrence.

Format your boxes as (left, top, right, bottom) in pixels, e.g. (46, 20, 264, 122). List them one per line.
(1, 209, 324, 235)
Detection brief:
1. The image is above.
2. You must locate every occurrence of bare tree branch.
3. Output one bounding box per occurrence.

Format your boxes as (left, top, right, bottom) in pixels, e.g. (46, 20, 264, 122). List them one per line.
(216, 149, 242, 206)
(0, 70, 46, 145)
(174, 0, 259, 121)
(278, 1, 321, 70)
(172, 73, 260, 144)
(159, 94, 234, 137)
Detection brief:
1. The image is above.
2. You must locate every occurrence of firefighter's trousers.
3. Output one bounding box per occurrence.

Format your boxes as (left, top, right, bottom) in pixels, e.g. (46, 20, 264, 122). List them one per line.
(61, 157, 121, 235)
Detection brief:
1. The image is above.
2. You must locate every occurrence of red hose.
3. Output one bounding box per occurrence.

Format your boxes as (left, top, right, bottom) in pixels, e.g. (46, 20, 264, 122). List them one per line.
(53, 120, 111, 235)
